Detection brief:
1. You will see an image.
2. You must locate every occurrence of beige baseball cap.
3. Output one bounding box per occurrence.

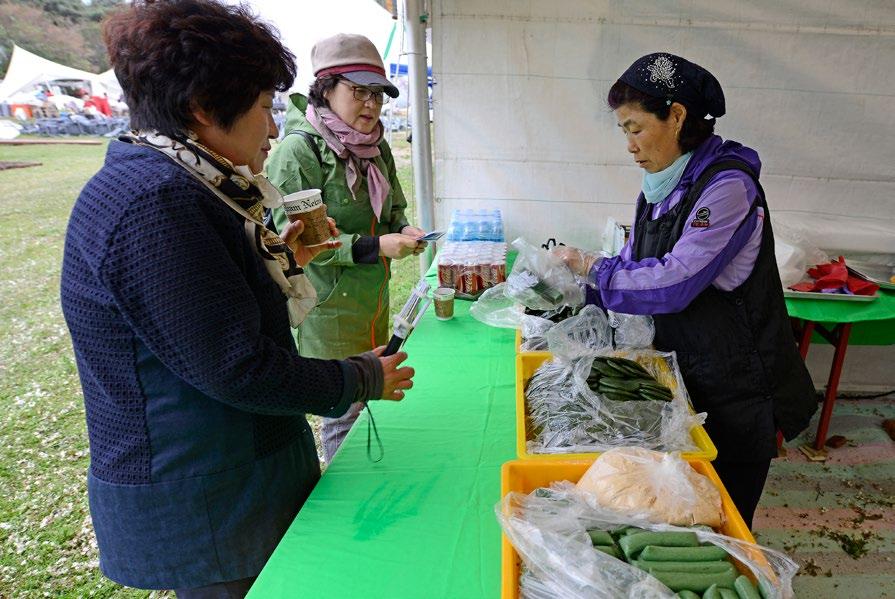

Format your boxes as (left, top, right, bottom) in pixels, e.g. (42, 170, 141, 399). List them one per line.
(311, 33, 399, 98)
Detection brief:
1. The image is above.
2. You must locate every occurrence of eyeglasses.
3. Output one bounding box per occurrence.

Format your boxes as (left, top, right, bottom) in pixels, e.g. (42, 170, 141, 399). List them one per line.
(338, 80, 390, 105)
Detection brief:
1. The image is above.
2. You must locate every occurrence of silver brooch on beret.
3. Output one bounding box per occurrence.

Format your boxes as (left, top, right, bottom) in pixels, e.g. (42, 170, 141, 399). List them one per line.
(647, 55, 676, 89)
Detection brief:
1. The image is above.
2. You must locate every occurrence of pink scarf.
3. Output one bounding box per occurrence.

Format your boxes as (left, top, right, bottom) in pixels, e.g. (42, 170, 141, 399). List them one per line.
(306, 104, 390, 222)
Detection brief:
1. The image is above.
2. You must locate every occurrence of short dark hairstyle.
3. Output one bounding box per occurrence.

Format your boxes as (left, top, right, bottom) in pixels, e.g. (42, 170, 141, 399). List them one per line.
(103, 0, 296, 136)
(606, 80, 714, 154)
(307, 75, 341, 109)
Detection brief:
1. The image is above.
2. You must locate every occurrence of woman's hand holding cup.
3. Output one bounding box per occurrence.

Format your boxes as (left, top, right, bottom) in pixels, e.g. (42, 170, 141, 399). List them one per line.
(281, 216, 341, 266)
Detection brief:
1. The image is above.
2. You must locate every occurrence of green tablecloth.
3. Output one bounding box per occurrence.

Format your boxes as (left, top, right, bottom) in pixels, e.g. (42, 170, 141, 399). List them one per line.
(248, 300, 515, 598)
(785, 289, 895, 345)
(248, 261, 895, 598)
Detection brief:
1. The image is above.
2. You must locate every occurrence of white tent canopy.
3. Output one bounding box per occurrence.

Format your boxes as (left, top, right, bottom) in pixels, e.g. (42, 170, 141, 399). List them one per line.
(0, 44, 122, 102)
(431, 0, 895, 254)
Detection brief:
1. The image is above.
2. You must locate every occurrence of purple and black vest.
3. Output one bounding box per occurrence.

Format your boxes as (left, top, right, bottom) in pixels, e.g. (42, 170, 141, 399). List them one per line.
(633, 159, 817, 462)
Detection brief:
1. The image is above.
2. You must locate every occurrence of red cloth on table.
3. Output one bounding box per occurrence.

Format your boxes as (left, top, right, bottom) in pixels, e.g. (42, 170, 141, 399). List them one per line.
(790, 256, 880, 296)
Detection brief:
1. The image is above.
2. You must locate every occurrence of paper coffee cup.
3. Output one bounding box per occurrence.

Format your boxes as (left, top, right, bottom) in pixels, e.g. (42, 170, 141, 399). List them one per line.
(433, 287, 455, 320)
(282, 189, 330, 246)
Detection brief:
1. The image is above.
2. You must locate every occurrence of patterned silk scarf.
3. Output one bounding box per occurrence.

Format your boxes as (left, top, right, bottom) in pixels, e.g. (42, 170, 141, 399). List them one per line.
(305, 104, 390, 221)
(120, 130, 317, 327)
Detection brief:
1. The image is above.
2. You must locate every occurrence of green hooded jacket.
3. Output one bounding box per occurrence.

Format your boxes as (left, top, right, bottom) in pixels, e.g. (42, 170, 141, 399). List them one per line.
(266, 93, 409, 359)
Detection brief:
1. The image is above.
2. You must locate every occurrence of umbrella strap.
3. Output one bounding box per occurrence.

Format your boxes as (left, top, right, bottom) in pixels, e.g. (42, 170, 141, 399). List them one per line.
(365, 402, 384, 463)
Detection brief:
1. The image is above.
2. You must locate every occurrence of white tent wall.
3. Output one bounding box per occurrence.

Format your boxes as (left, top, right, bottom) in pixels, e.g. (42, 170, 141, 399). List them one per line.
(430, 0, 895, 253)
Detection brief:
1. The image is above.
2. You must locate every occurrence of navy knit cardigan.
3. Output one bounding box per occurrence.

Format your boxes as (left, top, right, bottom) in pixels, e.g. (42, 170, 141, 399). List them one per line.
(61, 141, 356, 589)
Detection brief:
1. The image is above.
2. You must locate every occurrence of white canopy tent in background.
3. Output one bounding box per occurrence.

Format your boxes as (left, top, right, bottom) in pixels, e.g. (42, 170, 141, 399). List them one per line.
(0, 44, 122, 102)
(228, 0, 403, 93)
(429, 0, 895, 254)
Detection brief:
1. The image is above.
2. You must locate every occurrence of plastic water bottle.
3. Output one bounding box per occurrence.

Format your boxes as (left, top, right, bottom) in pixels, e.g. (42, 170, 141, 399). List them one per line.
(493, 209, 503, 241)
(477, 209, 491, 241)
(447, 209, 460, 241)
(461, 209, 476, 241)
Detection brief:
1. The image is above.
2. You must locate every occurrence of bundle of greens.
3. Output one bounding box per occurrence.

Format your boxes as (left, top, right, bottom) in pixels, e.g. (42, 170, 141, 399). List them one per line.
(524, 352, 701, 454)
(584, 526, 764, 598)
(585, 356, 674, 403)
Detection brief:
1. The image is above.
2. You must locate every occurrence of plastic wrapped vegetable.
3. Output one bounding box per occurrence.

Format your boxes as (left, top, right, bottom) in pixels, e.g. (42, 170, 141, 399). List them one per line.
(496, 474, 798, 599)
(545, 305, 613, 360)
(534, 304, 653, 357)
(520, 314, 555, 351)
(519, 305, 584, 351)
(506, 238, 584, 310)
(608, 310, 655, 349)
(525, 350, 704, 454)
(523, 358, 591, 446)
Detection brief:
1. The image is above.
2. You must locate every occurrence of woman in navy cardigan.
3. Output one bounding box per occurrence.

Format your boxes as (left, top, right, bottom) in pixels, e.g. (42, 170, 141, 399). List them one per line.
(60, 1, 414, 596)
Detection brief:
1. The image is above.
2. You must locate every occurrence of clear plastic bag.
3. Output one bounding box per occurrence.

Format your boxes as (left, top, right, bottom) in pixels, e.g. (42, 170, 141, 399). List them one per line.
(496, 473, 798, 599)
(608, 310, 655, 349)
(773, 221, 829, 288)
(506, 238, 585, 310)
(524, 305, 653, 354)
(519, 305, 585, 351)
(469, 282, 525, 328)
(520, 314, 555, 351)
(602, 217, 626, 257)
(525, 350, 704, 455)
(545, 305, 613, 361)
(575, 448, 722, 527)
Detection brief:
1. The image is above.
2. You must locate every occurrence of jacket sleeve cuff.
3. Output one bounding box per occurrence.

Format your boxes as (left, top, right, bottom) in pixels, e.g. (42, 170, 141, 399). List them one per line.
(351, 236, 381, 265)
(321, 360, 360, 418)
(312, 233, 360, 267)
(344, 351, 385, 402)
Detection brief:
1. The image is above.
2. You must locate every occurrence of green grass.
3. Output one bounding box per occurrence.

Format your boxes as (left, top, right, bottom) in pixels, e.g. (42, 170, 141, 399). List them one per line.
(384, 135, 426, 320)
(0, 137, 419, 596)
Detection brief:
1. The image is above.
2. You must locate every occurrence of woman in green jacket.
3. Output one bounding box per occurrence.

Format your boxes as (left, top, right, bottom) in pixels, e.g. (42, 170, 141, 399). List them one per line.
(267, 33, 424, 461)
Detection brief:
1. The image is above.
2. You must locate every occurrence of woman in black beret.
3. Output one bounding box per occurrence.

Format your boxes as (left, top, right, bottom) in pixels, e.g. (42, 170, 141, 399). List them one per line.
(556, 52, 816, 527)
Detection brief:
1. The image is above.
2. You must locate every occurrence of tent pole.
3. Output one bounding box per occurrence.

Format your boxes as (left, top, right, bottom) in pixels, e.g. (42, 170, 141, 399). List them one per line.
(402, 0, 435, 275)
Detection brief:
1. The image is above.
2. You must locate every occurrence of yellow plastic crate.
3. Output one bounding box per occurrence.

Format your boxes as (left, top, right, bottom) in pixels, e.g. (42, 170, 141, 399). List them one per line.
(500, 459, 756, 599)
(516, 353, 718, 461)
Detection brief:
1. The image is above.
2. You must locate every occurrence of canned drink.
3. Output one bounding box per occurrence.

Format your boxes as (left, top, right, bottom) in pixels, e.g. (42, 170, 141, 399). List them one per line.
(438, 258, 454, 288)
(489, 260, 501, 287)
(463, 260, 476, 294)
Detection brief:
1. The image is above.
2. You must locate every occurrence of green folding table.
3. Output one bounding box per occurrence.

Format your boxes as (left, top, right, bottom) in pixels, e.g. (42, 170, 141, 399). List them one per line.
(247, 296, 516, 598)
(786, 289, 895, 454)
(247, 270, 895, 594)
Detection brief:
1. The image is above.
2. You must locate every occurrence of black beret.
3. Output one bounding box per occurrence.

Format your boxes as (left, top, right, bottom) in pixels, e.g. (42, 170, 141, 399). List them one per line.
(618, 52, 726, 119)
